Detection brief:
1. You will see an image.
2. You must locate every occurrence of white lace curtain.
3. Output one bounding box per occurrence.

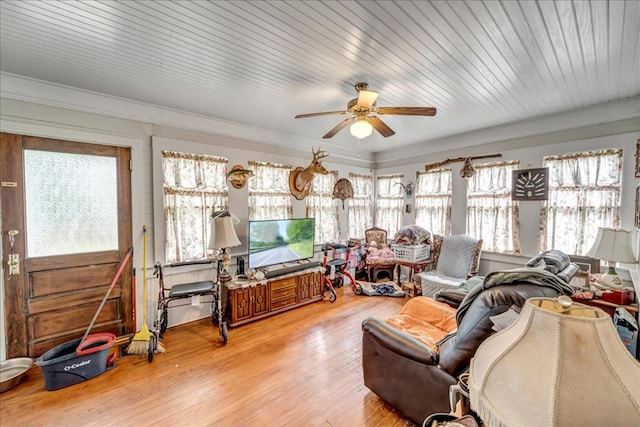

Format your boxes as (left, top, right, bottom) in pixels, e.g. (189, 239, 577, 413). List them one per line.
(248, 161, 293, 221)
(162, 151, 228, 262)
(348, 173, 373, 240)
(376, 174, 404, 237)
(306, 171, 340, 243)
(541, 148, 622, 255)
(415, 168, 452, 236)
(466, 161, 521, 254)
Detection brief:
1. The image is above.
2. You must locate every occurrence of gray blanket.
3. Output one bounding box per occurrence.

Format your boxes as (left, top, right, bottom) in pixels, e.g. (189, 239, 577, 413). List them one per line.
(456, 267, 574, 324)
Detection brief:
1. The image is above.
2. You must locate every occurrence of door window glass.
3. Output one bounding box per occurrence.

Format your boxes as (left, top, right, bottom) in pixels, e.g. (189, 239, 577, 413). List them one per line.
(24, 150, 118, 257)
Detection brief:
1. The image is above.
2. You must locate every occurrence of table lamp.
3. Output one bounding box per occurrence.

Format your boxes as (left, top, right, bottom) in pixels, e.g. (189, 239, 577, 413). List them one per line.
(587, 227, 637, 288)
(469, 296, 640, 427)
(208, 213, 241, 282)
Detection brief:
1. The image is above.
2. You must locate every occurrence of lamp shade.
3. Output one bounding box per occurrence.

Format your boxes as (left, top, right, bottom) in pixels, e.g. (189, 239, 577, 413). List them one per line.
(211, 216, 241, 249)
(587, 227, 637, 263)
(350, 117, 373, 139)
(469, 297, 640, 427)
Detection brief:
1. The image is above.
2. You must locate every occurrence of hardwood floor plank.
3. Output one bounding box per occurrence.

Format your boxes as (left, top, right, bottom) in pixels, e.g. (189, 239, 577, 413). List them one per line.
(0, 286, 416, 426)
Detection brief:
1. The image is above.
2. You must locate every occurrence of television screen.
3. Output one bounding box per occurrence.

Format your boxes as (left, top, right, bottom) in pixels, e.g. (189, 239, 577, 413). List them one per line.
(248, 218, 315, 270)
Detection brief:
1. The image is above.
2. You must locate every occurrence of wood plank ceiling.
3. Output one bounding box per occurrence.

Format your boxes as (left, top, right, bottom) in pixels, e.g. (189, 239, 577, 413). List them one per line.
(1, 1, 638, 157)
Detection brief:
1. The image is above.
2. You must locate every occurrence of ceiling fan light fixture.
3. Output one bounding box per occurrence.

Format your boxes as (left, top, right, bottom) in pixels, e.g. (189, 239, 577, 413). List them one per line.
(350, 117, 373, 139)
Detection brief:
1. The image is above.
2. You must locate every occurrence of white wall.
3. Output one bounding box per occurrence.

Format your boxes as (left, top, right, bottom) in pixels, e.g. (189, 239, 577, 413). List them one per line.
(0, 98, 374, 359)
(377, 132, 640, 275)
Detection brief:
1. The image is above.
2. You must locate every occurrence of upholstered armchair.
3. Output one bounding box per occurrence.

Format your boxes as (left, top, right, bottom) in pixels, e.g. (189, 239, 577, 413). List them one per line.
(364, 227, 396, 282)
(414, 234, 482, 298)
(361, 268, 575, 425)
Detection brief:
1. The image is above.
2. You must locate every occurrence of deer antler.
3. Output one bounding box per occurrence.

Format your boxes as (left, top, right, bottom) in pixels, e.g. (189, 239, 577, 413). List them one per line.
(312, 147, 329, 162)
(395, 182, 414, 189)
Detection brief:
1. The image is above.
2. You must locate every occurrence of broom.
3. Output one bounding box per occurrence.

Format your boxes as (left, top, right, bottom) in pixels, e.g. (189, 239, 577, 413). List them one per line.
(126, 225, 153, 355)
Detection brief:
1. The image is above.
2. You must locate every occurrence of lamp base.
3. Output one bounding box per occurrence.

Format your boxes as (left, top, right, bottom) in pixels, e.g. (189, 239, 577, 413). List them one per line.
(600, 266, 623, 289)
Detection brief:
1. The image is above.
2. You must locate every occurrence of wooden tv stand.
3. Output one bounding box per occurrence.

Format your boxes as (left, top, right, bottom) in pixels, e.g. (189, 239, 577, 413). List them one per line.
(223, 266, 325, 327)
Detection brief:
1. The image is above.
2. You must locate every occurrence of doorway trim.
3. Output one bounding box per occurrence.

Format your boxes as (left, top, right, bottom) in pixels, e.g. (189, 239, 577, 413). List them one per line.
(0, 119, 144, 360)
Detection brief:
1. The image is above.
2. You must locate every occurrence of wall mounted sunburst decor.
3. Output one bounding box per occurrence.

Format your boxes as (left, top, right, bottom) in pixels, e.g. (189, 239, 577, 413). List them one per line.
(512, 167, 549, 201)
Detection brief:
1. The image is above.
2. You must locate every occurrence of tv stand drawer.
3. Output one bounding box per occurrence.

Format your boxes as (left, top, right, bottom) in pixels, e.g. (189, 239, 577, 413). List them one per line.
(271, 295, 297, 310)
(271, 277, 296, 291)
(271, 285, 297, 300)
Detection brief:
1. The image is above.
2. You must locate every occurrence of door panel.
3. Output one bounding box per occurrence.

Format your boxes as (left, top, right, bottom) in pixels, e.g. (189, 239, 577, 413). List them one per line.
(1, 133, 132, 358)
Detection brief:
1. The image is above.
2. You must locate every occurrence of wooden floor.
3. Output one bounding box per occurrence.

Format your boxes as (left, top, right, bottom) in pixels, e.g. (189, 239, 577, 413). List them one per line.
(0, 285, 415, 427)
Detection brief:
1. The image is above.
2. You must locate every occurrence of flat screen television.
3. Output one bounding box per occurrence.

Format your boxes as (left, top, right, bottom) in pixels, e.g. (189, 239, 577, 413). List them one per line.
(247, 218, 315, 270)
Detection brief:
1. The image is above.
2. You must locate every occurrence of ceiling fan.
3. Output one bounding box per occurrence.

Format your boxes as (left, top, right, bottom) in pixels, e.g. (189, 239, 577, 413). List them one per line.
(294, 82, 436, 139)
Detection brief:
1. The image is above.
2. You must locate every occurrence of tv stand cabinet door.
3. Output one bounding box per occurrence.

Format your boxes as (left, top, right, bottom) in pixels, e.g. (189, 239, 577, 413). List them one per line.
(229, 283, 269, 325)
(298, 271, 323, 301)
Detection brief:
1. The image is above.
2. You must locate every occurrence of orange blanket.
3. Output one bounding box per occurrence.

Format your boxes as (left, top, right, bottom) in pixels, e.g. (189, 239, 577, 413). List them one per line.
(384, 297, 457, 350)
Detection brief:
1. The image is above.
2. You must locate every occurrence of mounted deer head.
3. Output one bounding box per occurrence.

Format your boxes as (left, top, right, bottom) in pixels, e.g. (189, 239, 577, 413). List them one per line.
(395, 181, 414, 198)
(289, 147, 329, 200)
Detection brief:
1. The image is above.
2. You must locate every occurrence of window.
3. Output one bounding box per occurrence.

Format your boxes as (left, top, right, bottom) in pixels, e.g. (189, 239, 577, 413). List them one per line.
(466, 161, 521, 254)
(306, 171, 340, 243)
(162, 151, 228, 263)
(376, 174, 404, 237)
(348, 173, 373, 239)
(415, 168, 452, 236)
(541, 148, 622, 255)
(248, 161, 292, 220)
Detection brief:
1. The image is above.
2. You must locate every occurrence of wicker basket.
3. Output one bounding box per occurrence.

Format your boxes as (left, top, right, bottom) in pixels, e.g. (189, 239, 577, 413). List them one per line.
(391, 244, 430, 263)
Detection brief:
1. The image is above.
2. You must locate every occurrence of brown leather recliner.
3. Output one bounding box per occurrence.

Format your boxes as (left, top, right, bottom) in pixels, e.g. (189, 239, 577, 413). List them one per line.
(361, 269, 574, 425)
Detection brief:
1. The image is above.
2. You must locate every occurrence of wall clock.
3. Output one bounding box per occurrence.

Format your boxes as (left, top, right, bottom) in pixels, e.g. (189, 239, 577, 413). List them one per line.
(512, 167, 549, 201)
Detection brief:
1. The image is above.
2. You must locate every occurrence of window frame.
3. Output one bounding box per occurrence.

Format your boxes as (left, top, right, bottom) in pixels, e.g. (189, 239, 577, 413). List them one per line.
(540, 148, 623, 255)
(152, 137, 230, 266)
(247, 160, 293, 221)
(347, 172, 373, 240)
(415, 168, 452, 236)
(306, 170, 340, 244)
(466, 160, 521, 254)
(375, 174, 404, 238)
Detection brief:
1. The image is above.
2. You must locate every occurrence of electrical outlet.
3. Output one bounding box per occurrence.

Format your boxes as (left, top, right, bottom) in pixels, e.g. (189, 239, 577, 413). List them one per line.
(191, 294, 200, 306)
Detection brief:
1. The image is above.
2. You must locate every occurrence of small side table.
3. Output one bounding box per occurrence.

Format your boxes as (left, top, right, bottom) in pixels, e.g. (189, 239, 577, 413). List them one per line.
(401, 281, 421, 298)
(395, 259, 433, 286)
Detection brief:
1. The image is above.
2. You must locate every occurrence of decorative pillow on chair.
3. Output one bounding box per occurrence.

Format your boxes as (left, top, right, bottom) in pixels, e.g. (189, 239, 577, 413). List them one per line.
(436, 235, 480, 279)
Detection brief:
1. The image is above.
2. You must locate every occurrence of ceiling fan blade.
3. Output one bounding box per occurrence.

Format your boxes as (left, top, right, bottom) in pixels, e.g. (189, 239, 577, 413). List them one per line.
(357, 90, 379, 109)
(376, 107, 437, 116)
(323, 117, 353, 139)
(369, 116, 395, 137)
(295, 110, 349, 119)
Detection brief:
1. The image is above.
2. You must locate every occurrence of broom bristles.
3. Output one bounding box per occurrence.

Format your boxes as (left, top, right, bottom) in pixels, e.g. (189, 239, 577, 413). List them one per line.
(125, 324, 152, 355)
(125, 339, 149, 355)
